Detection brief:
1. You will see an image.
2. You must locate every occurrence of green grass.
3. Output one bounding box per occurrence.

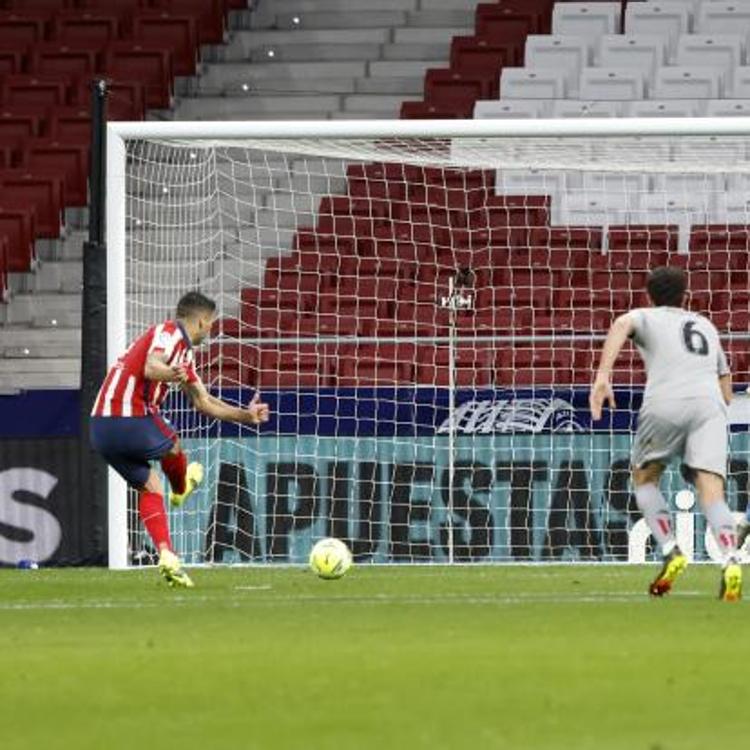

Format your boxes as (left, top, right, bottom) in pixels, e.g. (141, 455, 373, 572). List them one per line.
(0, 565, 746, 750)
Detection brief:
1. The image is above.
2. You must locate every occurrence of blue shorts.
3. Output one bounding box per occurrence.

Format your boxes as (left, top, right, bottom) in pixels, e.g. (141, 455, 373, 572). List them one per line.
(90, 415, 177, 489)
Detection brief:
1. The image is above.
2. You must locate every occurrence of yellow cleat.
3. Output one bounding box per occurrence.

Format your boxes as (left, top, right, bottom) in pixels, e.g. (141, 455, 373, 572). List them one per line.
(158, 548, 194, 589)
(649, 548, 688, 597)
(169, 462, 204, 508)
(720, 563, 742, 602)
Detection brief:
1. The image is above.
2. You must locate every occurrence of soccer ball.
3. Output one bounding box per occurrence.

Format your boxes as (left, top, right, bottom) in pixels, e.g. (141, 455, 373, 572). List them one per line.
(309, 538, 352, 580)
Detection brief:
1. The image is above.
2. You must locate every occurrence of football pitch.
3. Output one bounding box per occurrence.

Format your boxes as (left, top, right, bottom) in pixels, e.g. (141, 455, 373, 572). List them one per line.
(0, 565, 746, 750)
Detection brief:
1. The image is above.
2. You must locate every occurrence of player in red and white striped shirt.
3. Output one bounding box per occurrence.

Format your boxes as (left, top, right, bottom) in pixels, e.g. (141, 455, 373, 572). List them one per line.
(91, 291, 269, 587)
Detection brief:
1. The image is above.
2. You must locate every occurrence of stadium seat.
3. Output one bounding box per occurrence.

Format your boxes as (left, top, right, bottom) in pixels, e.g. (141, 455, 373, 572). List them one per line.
(22, 139, 89, 206)
(102, 43, 173, 109)
(552, 3, 621, 37)
(549, 100, 624, 117)
(524, 35, 591, 76)
(727, 66, 750, 98)
(0, 108, 42, 144)
(78, 0, 148, 12)
(625, 99, 703, 117)
(424, 69, 499, 107)
(401, 101, 472, 119)
(4, 0, 73, 9)
(578, 68, 646, 101)
(417, 345, 494, 388)
(29, 44, 101, 78)
(624, 2, 691, 48)
(47, 106, 91, 146)
(0, 13, 47, 47)
(697, 2, 750, 35)
(499, 68, 569, 99)
(0, 75, 70, 107)
(0, 233, 7, 302)
(675, 35, 743, 71)
(51, 11, 120, 45)
(473, 99, 550, 119)
(131, 11, 199, 77)
(475, 3, 547, 40)
(0, 198, 36, 271)
(151, 0, 226, 45)
(1, 168, 64, 238)
(555, 194, 632, 227)
(652, 66, 724, 98)
(451, 36, 521, 72)
(0, 47, 24, 75)
(597, 35, 668, 72)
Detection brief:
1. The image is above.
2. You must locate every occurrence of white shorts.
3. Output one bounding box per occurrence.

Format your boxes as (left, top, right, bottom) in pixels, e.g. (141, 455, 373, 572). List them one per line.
(631, 397, 728, 480)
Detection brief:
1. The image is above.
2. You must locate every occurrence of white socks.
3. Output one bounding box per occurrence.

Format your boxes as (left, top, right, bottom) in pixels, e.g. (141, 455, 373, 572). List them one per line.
(635, 483, 676, 557)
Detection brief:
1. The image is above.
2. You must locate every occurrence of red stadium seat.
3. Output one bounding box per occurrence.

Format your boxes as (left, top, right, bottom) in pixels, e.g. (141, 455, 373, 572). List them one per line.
(1, 168, 65, 238)
(5, 0, 74, 10)
(400, 100, 474, 119)
(48, 105, 91, 145)
(51, 12, 120, 45)
(151, 0, 225, 44)
(0, 75, 70, 107)
(418, 345, 494, 387)
(424, 68, 500, 107)
(102, 43, 173, 109)
(22, 139, 89, 206)
(0, 13, 47, 47)
(78, 0, 149, 13)
(450, 36, 522, 72)
(475, 3, 548, 39)
(29, 44, 101, 78)
(0, 108, 42, 144)
(0, 198, 36, 271)
(0, 47, 25, 74)
(131, 12, 199, 76)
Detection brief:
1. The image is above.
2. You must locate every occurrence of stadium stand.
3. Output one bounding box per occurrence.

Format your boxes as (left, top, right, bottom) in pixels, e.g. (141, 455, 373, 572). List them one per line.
(3, 0, 750, 390)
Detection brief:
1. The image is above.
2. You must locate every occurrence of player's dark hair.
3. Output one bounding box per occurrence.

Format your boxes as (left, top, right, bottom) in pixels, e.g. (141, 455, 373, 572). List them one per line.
(176, 291, 216, 319)
(646, 266, 687, 307)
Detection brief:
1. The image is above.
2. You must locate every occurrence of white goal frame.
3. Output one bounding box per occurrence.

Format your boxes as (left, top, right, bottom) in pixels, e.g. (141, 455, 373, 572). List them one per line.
(106, 116, 750, 569)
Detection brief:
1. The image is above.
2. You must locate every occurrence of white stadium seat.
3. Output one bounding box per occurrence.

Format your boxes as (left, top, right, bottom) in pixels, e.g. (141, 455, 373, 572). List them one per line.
(552, 2, 621, 37)
(711, 192, 750, 224)
(651, 66, 723, 98)
(579, 68, 647, 100)
(597, 35, 668, 72)
(675, 34, 744, 70)
(625, 99, 704, 116)
(727, 173, 750, 192)
(499, 68, 569, 99)
(495, 169, 567, 197)
(554, 193, 633, 227)
(726, 65, 750, 97)
(580, 172, 651, 195)
(549, 100, 625, 117)
(696, 2, 750, 35)
(704, 98, 750, 116)
(625, 2, 692, 47)
(524, 35, 592, 77)
(652, 173, 726, 197)
(473, 99, 550, 118)
(635, 193, 714, 251)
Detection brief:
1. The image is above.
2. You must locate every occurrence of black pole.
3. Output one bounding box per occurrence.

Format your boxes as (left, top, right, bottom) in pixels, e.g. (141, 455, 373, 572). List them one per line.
(79, 78, 109, 565)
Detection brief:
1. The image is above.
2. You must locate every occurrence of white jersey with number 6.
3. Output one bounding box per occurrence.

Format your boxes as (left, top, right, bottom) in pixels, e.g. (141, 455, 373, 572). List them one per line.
(628, 307, 729, 404)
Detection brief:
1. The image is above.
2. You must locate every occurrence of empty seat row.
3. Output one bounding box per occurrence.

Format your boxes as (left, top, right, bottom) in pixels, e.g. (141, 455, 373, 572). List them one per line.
(499, 65, 750, 101)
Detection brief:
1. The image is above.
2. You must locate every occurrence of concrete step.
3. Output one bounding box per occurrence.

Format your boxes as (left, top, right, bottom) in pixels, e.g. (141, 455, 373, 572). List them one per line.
(420, 0, 483, 9)
(342, 94, 410, 114)
(38, 233, 86, 263)
(369, 59, 443, 77)
(0, 372, 80, 389)
(12, 261, 82, 294)
(221, 77, 357, 95)
(328, 110, 399, 120)
(407, 10, 473, 26)
(382, 42, 451, 60)
(0, 357, 80, 373)
(0, 327, 81, 350)
(174, 96, 341, 119)
(271, 11, 408, 30)
(1, 343, 76, 359)
(227, 28, 391, 59)
(201, 61, 368, 85)
(248, 43, 383, 63)
(1, 293, 81, 326)
(355, 76, 423, 94)
(265, 0, 417, 12)
(393, 26, 471, 43)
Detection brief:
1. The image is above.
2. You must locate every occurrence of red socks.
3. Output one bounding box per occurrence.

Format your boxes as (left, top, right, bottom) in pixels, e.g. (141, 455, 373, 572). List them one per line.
(161, 450, 187, 495)
(138, 491, 172, 552)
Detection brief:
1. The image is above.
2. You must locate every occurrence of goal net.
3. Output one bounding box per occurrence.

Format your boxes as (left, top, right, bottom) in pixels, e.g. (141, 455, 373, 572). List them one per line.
(108, 119, 750, 568)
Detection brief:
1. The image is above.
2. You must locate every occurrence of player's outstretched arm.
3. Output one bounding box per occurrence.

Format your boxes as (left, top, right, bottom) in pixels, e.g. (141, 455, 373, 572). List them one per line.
(144, 352, 187, 383)
(720, 374, 733, 405)
(590, 313, 635, 421)
(183, 379, 270, 425)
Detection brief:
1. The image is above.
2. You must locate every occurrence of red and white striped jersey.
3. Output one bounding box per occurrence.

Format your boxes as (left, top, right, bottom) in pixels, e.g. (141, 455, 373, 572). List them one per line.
(92, 320, 199, 418)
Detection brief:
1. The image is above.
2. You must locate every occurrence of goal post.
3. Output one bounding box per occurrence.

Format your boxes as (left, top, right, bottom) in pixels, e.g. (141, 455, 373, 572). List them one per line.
(106, 117, 750, 570)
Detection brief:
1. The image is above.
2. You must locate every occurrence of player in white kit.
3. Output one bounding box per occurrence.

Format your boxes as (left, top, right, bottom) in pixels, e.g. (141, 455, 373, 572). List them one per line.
(590, 266, 741, 601)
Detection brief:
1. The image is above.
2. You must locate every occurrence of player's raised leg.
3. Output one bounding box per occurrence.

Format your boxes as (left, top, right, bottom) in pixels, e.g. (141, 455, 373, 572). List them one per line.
(159, 437, 204, 508)
(632, 462, 687, 597)
(141, 470, 194, 588)
(693, 470, 741, 602)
